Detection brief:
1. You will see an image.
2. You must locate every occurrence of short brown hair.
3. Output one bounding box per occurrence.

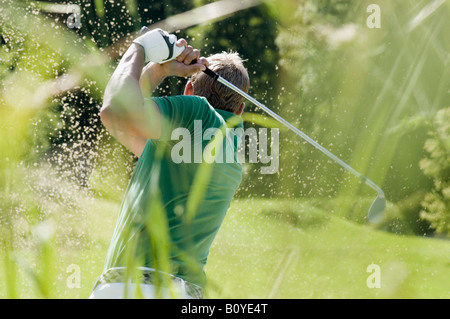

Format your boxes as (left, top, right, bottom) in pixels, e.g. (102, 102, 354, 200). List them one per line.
(190, 52, 250, 113)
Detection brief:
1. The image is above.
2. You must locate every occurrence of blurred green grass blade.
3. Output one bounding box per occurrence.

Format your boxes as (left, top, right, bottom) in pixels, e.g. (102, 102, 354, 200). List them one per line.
(93, 0, 105, 18)
(242, 112, 287, 130)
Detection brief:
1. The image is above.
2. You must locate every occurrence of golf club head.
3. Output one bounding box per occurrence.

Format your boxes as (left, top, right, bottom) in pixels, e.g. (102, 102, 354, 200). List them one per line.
(367, 194, 386, 224)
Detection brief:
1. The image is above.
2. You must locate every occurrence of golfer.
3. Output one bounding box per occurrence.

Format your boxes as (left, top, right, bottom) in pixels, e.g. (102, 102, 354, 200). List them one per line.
(89, 29, 249, 299)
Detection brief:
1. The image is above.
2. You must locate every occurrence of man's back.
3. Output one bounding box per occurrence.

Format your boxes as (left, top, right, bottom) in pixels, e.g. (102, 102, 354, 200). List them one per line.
(103, 95, 243, 288)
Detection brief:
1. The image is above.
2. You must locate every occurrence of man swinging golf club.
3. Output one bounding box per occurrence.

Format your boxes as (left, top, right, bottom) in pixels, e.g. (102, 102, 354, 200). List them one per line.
(89, 28, 249, 299)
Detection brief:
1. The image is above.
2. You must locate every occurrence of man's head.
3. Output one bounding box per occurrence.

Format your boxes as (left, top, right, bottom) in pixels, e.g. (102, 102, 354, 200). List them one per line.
(185, 52, 250, 116)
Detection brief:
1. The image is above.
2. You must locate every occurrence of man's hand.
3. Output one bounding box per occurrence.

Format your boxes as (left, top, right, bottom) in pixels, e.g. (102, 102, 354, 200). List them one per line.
(159, 38, 208, 77)
(140, 39, 209, 95)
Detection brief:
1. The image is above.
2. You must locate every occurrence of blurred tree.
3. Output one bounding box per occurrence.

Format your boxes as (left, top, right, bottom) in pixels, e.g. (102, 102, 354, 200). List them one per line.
(419, 107, 450, 236)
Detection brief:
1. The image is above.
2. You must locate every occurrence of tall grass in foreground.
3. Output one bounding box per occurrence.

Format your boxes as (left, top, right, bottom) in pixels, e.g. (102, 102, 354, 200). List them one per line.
(0, 1, 112, 297)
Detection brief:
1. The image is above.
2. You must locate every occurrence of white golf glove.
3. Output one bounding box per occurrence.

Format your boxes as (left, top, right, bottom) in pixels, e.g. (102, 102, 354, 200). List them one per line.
(133, 28, 185, 64)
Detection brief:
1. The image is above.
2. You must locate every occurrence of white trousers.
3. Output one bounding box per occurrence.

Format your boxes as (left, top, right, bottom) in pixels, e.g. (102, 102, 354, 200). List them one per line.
(89, 282, 197, 299)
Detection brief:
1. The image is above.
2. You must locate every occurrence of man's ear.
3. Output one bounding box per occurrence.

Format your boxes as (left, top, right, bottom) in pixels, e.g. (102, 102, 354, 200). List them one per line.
(184, 81, 194, 95)
(235, 102, 245, 116)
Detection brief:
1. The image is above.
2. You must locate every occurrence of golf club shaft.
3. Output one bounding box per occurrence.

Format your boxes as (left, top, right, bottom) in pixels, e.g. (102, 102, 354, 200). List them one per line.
(207, 69, 384, 197)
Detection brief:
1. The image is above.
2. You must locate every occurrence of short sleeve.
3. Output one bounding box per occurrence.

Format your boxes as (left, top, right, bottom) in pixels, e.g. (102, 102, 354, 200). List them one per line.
(151, 95, 217, 141)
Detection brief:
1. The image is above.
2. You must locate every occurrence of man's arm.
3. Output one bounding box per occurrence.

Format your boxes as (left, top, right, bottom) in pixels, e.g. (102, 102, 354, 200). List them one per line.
(100, 43, 156, 157)
(100, 38, 206, 157)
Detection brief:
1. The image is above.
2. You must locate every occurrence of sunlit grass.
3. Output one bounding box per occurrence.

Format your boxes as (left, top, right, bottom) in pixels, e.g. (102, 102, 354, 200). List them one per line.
(206, 198, 450, 298)
(1, 192, 449, 298)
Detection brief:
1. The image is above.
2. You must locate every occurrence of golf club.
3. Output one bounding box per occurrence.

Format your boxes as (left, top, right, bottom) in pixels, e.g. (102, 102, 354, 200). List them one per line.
(205, 68, 385, 224)
(140, 26, 386, 224)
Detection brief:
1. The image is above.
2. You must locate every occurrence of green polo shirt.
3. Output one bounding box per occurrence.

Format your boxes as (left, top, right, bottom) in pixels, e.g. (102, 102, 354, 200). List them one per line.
(103, 95, 243, 288)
